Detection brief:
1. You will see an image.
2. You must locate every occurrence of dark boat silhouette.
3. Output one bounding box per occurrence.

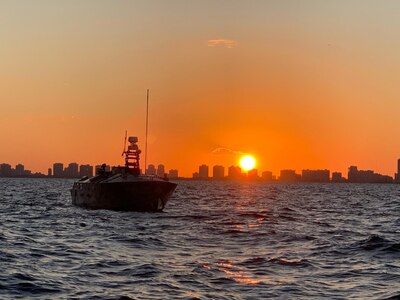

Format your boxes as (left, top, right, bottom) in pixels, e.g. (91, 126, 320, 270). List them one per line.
(71, 136, 177, 211)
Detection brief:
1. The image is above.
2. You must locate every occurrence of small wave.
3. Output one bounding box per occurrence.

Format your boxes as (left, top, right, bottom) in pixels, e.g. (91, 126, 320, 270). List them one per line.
(9, 281, 60, 294)
(282, 234, 316, 242)
(240, 257, 268, 266)
(116, 296, 135, 300)
(382, 293, 400, 300)
(384, 243, 400, 253)
(210, 277, 236, 285)
(281, 207, 295, 212)
(186, 215, 209, 220)
(278, 214, 297, 221)
(222, 229, 244, 235)
(219, 221, 246, 226)
(238, 212, 267, 219)
(45, 192, 61, 200)
(355, 235, 399, 253)
(0, 250, 18, 262)
(12, 273, 36, 282)
(267, 257, 313, 267)
(130, 263, 160, 278)
(111, 236, 144, 245)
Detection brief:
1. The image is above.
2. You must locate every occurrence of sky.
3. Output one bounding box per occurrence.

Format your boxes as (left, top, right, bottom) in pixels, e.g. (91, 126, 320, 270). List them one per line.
(1, 0, 400, 177)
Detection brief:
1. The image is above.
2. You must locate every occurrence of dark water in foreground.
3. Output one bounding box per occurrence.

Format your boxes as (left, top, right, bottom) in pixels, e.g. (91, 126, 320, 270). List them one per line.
(0, 178, 399, 299)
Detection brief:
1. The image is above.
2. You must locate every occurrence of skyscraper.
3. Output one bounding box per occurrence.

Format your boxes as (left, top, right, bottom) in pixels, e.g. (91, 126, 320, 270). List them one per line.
(53, 163, 64, 178)
(79, 164, 94, 177)
(279, 170, 300, 182)
(212, 165, 224, 179)
(348, 165, 392, 183)
(248, 169, 258, 180)
(199, 164, 209, 179)
(348, 166, 358, 182)
(396, 159, 400, 183)
(398, 159, 400, 176)
(15, 164, 24, 176)
(302, 169, 330, 182)
(261, 171, 273, 181)
(168, 169, 179, 179)
(332, 172, 344, 182)
(228, 166, 242, 179)
(65, 163, 79, 178)
(0, 163, 12, 177)
(157, 164, 165, 177)
(146, 164, 156, 175)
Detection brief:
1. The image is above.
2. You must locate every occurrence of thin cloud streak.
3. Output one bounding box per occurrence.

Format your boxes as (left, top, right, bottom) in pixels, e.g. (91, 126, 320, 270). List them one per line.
(212, 147, 244, 155)
(207, 39, 238, 48)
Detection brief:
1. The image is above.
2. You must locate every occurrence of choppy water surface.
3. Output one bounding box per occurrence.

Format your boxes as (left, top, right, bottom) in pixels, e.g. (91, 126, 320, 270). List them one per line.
(0, 178, 399, 299)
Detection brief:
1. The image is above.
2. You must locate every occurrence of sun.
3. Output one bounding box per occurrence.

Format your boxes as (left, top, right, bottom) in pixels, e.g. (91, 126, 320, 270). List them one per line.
(239, 155, 256, 171)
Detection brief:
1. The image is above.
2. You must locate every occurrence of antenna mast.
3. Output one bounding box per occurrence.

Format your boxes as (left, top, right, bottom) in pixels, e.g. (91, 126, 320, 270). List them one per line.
(145, 89, 149, 173)
(121, 130, 127, 156)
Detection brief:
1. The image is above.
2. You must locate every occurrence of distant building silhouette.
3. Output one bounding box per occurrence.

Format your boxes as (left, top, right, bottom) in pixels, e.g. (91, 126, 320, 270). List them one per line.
(348, 166, 392, 183)
(395, 159, 400, 183)
(95, 165, 101, 175)
(331, 172, 345, 182)
(347, 166, 358, 182)
(279, 170, 301, 182)
(53, 163, 64, 178)
(146, 164, 156, 175)
(168, 169, 178, 179)
(248, 169, 258, 180)
(15, 164, 24, 176)
(65, 163, 79, 178)
(157, 164, 165, 177)
(199, 164, 209, 179)
(95, 164, 111, 175)
(228, 166, 242, 179)
(0, 163, 37, 177)
(192, 172, 199, 179)
(48, 168, 52, 177)
(261, 171, 273, 181)
(302, 169, 330, 182)
(0, 163, 12, 177)
(212, 165, 224, 179)
(79, 164, 94, 178)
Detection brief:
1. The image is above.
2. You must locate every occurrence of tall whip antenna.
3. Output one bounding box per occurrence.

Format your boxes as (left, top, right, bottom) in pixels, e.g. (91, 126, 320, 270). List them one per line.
(121, 130, 127, 156)
(145, 89, 149, 173)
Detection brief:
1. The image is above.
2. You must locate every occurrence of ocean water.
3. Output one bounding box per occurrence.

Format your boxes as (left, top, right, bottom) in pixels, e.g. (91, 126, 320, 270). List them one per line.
(0, 178, 399, 299)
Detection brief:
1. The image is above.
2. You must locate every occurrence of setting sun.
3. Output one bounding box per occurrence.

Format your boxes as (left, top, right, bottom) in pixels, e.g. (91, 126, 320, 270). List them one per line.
(240, 155, 256, 171)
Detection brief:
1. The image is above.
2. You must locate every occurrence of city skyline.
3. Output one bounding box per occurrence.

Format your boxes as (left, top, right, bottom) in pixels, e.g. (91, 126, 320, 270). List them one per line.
(2, 158, 400, 184)
(2, 144, 400, 178)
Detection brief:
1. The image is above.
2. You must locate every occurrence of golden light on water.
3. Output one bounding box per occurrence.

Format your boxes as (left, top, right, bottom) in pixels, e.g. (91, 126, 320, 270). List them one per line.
(239, 155, 256, 171)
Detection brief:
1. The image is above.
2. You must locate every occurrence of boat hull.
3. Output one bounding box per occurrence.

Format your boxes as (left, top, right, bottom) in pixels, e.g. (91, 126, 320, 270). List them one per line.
(71, 180, 177, 212)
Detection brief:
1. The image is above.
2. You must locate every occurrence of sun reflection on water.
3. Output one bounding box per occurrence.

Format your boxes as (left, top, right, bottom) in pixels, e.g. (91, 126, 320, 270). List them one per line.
(216, 262, 261, 285)
(201, 261, 297, 286)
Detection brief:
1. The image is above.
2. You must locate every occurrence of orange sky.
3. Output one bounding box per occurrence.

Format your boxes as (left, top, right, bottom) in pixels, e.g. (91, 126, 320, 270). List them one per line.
(1, 1, 400, 177)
